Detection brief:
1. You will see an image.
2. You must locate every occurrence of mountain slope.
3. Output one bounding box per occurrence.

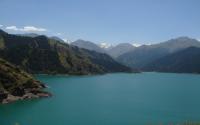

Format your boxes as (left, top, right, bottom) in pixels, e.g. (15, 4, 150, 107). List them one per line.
(117, 45, 169, 68)
(71, 39, 105, 53)
(117, 37, 200, 68)
(143, 47, 200, 73)
(0, 58, 50, 104)
(71, 40, 136, 58)
(82, 49, 133, 72)
(0, 29, 132, 74)
(107, 43, 136, 58)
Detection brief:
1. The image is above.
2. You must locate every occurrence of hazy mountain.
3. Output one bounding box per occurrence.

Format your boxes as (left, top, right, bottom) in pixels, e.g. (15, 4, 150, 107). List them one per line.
(71, 40, 136, 58)
(0, 29, 132, 74)
(107, 43, 136, 58)
(117, 46, 169, 68)
(117, 37, 200, 68)
(50, 36, 65, 43)
(71, 39, 105, 53)
(143, 47, 200, 73)
(0, 58, 50, 104)
(153, 37, 200, 52)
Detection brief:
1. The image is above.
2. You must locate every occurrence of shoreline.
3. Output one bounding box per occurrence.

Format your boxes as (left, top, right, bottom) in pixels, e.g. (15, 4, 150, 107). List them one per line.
(1, 90, 51, 104)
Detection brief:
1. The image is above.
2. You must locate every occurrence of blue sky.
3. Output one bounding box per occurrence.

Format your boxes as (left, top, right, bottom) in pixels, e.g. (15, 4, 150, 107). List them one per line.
(0, 0, 200, 44)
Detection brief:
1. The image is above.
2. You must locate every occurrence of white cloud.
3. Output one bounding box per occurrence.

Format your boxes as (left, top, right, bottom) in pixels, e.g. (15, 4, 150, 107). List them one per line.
(22, 26, 46, 32)
(6, 26, 18, 31)
(56, 33, 62, 36)
(6, 26, 47, 32)
(99, 42, 112, 49)
(63, 38, 72, 43)
(0, 24, 3, 27)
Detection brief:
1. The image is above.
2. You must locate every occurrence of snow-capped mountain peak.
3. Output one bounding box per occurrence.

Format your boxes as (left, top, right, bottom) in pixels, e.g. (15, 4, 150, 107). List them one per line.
(99, 42, 113, 49)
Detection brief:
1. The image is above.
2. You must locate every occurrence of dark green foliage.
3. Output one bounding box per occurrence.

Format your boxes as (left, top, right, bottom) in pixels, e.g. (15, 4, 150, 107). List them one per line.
(82, 49, 132, 72)
(0, 29, 132, 74)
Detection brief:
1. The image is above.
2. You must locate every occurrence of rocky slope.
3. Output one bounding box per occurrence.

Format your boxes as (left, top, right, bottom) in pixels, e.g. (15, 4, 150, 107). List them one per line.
(0, 58, 50, 104)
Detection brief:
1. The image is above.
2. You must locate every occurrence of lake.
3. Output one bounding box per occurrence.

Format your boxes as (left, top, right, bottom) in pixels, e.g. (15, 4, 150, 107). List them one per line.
(1, 72, 200, 125)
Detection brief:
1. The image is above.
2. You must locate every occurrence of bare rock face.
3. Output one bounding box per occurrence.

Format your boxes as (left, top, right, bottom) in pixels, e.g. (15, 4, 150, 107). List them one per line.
(0, 58, 51, 104)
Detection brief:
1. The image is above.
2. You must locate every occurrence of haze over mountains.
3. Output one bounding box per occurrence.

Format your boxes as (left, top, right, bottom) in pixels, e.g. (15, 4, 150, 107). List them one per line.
(71, 39, 105, 53)
(104, 43, 136, 58)
(71, 40, 137, 58)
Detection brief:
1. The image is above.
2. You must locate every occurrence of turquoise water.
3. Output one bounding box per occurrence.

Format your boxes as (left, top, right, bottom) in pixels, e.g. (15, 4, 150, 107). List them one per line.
(1, 72, 200, 125)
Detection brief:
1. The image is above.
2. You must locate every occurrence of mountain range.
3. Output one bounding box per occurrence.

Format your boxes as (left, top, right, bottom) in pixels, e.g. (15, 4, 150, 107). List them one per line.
(1, 29, 200, 75)
(117, 37, 200, 69)
(69, 36, 200, 73)
(70, 40, 136, 58)
(0, 29, 132, 75)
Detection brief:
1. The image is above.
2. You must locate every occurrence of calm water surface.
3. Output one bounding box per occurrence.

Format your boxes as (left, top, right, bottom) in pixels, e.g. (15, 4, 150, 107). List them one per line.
(1, 72, 200, 125)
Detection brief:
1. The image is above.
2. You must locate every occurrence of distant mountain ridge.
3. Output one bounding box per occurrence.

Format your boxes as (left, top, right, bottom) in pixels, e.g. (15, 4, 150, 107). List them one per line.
(71, 39, 105, 53)
(107, 43, 136, 58)
(71, 40, 136, 58)
(117, 37, 200, 69)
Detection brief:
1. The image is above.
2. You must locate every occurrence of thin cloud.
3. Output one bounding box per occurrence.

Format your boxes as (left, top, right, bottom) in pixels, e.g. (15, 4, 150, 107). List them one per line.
(6, 26, 18, 31)
(23, 26, 47, 32)
(6, 26, 47, 32)
(56, 33, 62, 36)
(0, 24, 3, 27)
